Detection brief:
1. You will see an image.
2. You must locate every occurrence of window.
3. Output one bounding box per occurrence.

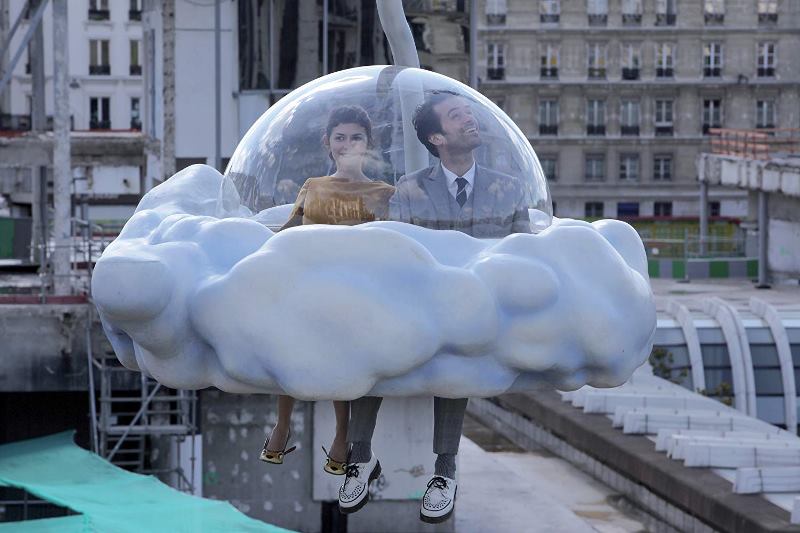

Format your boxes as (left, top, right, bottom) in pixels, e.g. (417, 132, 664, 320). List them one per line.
(709, 201, 721, 217)
(703, 99, 723, 134)
(585, 202, 604, 218)
(585, 154, 605, 181)
(130, 40, 141, 76)
(89, 97, 111, 129)
(704, 0, 724, 25)
(703, 43, 723, 78)
(587, 0, 608, 26)
(129, 0, 142, 21)
(757, 42, 776, 77)
(654, 201, 673, 217)
(655, 100, 674, 136)
(620, 100, 640, 136)
(540, 44, 559, 79)
(756, 100, 775, 129)
(540, 157, 558, 181)
(621, 43, 640, 80)
(654, 155, 673, 180)
(655, 0, 677, 26)
(539, 100, 559, 135)
(487, 43, 505, 80)
(486, 0, 507, 25)
(758, 0, 778, 24)
(587, 43, 607, 79)
(621, 0, 642, 25)
(540, 0, 560, 24)
(619, 154, 640, 181)
(655, 43, 674, 78)
(131, 98, 141, 130)
(617, 202, 640, 218)
(89, 40, 110, 75)
(586, 99, 605, 135)
(88, 0, 110, 21)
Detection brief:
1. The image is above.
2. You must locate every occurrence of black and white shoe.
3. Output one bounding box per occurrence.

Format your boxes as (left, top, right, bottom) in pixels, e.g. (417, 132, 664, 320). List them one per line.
(338, 454, 381, 514)
(420, 475, 457, 523)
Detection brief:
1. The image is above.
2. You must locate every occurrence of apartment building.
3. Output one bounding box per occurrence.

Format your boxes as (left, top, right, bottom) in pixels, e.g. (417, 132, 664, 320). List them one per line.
(478, 0, 800, 219)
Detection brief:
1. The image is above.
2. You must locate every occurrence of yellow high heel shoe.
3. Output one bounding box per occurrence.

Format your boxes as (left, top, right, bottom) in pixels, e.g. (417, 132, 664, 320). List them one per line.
(259, 429, 296, 464)
(322, 445, 346, 475)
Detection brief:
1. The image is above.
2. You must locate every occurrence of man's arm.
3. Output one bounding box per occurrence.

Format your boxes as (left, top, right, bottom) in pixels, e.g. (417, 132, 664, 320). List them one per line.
(388, 178, 412, 224)
(511, 181, 532, 234)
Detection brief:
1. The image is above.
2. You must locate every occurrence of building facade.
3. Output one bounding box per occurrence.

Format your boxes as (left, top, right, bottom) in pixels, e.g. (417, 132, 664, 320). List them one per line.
(477, 0, 800, 220)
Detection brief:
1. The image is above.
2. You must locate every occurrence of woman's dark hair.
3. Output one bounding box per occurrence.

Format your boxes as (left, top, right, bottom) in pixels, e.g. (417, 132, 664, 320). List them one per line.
(325, 105, 373, 148)
(412, 90, 462, 157)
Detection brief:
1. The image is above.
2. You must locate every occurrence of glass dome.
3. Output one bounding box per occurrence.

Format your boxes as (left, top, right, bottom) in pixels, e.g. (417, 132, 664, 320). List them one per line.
(226, 66, 552, 236)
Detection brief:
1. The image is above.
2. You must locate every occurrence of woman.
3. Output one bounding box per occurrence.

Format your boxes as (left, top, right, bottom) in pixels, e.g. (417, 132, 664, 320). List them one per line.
(260, 105, 395, 475)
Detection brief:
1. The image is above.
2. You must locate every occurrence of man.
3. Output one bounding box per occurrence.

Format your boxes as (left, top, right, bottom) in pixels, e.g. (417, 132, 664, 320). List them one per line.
(338, 90, 531, 523)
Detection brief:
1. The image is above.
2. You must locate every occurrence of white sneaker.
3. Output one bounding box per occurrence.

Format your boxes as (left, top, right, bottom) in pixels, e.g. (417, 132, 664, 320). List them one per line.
(338, 454, 381, 514)
(420, 475, 457, 523)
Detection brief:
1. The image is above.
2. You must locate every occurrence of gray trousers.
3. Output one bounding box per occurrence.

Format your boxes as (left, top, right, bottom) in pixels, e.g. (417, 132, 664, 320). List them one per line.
(347, 396, 468, 455)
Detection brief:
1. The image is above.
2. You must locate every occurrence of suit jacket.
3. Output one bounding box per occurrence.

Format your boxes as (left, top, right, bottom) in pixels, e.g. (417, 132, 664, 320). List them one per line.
(389, 163, 531, 238)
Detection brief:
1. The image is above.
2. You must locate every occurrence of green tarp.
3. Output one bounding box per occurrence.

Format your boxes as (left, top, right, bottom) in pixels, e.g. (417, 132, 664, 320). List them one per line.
(0, 432, 295, 533)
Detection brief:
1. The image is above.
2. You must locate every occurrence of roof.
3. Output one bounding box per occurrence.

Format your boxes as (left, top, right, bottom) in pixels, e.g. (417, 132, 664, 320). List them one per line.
(0, 432, 295, 533)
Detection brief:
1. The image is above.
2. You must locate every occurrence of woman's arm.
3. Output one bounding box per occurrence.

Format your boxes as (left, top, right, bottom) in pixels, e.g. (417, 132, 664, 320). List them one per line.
(278, 180, 311, 231)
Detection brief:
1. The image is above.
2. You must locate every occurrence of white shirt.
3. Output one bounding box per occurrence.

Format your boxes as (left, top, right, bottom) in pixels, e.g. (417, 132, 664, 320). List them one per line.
(441, 161, 476, 201)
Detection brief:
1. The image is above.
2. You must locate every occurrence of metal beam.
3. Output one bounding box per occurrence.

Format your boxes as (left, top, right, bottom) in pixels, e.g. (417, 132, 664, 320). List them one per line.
(0, 0, 48, 98)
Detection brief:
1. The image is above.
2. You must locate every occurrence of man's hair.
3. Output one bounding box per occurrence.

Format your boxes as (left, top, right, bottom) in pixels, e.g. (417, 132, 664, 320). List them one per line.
(412, 90, 463, 157)
(326, 105, 373, 147)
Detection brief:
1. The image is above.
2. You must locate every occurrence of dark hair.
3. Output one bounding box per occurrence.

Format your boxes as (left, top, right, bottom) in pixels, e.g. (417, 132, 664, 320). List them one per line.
(412, 90, 463, 157)
(326, 105, 373, 148)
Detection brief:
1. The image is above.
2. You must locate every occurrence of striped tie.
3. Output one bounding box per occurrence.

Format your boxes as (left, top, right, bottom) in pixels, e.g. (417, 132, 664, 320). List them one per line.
(455, 177, 468, 208)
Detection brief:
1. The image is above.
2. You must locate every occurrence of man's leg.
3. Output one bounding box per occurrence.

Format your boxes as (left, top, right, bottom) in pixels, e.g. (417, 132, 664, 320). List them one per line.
(346, 396, 383, 462)
(432, 397, 468, 477)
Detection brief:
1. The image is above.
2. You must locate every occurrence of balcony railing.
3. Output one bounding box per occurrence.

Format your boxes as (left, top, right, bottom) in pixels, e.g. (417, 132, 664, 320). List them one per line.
(703, 123, 722, 135)
(655, 13, 676, 26)
(584, 173, 605, 182)
(758, 13, 778, 24)
(540, 14, 559, 24)
(89, 120, 111, 130)
(621, 125, 640, 136)
(487, 67, 505, 80)
(622, 14, 642, 25)
(88, 9, 110, 21)
(588, 67, 606, 79)
(757, 67, 775, 77)
(708, 127, 800, 160)
(587, 125, 606, 136)
(89, 65, 111, 75)
(588, 14, 607, 26)
(130, 65, 142, 76)
(622, 68, 639, 80)
(704, 13, 724, 25)
(540, 67, 558, 79)
(130, 119, 142, 131)
(129, 9, 142, 21)
(655, 125, 673, 136)
(539, 124, 558, 136)
(486, 13, 506, 25)
(656, 67, 674, 78)
(704, 67, 721, 78)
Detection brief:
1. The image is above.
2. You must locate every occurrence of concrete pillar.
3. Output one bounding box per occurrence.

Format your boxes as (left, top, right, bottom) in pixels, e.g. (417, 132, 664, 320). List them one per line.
(757, 190, 770, 288)
(51, 0, 71, 295)
(29, 0, 47, 270)
(162, 0, 176, 179)
(699, 180, 708, 256)
(469, 0, 477, 89)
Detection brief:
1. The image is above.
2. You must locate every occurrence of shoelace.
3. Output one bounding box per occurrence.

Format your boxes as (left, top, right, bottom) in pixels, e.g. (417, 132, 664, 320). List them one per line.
(427, 476, 448, 491)
(345, 463, 362, 479)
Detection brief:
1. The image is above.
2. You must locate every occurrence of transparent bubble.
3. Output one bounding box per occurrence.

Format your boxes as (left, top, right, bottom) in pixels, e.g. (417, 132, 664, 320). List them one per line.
(225, 66, 552, 236)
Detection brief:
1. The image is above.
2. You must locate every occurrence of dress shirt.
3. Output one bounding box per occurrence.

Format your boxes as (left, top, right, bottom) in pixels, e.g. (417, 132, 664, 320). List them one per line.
(441, 161, 476, 201)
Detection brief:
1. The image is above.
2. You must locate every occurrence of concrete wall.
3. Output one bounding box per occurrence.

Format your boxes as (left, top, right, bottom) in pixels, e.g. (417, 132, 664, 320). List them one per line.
(767, 193, 800, 282)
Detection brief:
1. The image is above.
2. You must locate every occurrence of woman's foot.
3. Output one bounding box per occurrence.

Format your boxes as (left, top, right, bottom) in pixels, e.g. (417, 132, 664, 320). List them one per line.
(265, 424, 290, 453)
(323, 435, 348, 475)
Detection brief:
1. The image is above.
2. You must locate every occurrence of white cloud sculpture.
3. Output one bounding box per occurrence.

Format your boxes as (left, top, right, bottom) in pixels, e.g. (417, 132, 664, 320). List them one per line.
(92, 165, 656, 399)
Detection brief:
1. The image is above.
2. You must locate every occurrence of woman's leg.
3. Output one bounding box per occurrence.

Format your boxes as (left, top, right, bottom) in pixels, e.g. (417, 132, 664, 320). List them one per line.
(328, 400, 349, 462)
(265, 395, 295, 451)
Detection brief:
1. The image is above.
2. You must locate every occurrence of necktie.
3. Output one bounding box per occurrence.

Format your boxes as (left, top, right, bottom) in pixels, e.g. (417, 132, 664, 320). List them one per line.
(455, 177, 468, 208)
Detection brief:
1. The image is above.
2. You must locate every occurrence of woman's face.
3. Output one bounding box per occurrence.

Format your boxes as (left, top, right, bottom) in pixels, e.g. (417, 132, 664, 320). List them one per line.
(326, 123, 368, 168)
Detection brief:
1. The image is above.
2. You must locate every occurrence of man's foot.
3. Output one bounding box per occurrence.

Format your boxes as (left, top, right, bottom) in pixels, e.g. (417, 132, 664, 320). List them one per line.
(338, 454, 381, 514)
(419, 475, 457, 523)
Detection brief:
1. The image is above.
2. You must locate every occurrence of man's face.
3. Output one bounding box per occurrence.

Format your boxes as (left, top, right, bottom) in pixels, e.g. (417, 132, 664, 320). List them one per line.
(430, 96, 482, 155)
